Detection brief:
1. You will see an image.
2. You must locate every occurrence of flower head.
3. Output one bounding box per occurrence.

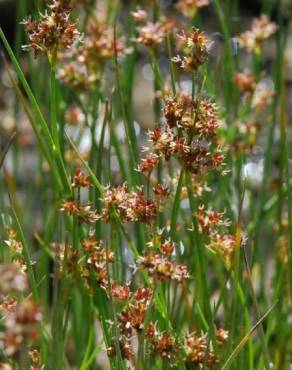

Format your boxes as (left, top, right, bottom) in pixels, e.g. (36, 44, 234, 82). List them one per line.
(99, 184, 157, 224)
(173, 28, 210, 71)
(22, 0, 80, 58)
(238, 15, 277, 53)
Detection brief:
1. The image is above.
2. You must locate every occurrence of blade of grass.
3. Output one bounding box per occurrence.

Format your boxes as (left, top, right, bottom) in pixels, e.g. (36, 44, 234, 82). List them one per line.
(0, 132, 16, 169)
(222, 301, 278, 370)
(242, 244, 271, 369)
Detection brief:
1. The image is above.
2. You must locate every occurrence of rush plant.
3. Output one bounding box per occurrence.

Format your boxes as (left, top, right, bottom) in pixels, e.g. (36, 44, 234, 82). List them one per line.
(0, 0, 291, 369)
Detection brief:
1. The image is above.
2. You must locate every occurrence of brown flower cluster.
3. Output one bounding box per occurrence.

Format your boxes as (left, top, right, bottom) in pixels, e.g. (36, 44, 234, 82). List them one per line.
(234, 71, 256, 96)
(251, 79, 275, 109)
(60, 199, 98, 223)
(98, 184, 157, 224)
(0, 264, 28, 296)
(133, 9, 174, 48)
(195, 205, 240, 268)
(22, 0, 80, 58)
(184, 328, 228, 365)
(58, 22, 128, 89)
(196, 205, 231, 235)
(135, 234, 189, 283)
(232, 70, 274, 153)
(238, 15, 277, 53)
(71, 167, 90, 188)
(140, 91, 224, 176)
(4, 228, 27, 273)
(81, 236, 114, 291)
(234, 71, 274, 109)
(28, 347, 42, 370)
(145, 324, 228, 365)
(176, 0, 209, 18)
(136, 251, 189, 283)
(118, 287, 153, 336)
(0, 264, 41, 358)
(51, 242, 81, 276)
(152, 184, 170, 205)
(107, 287, 153, 362)
(163, 93, 221, 137)
(146, 323, 178, 360)
(173, 28, 210, 71)
(65, 105, 85, 126)
(1, 298, 42, 357)
(135, 21, 173, 48)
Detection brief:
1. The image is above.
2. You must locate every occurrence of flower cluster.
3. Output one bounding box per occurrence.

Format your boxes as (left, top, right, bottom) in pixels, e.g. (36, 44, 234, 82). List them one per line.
(145, 324, 228, 365)
(238, 15, 277, 53)
(135, 234, 189, 282)
(1, 298, 42, 356)
(163, 93, 221, 137)
(184, 332, 217, 365)
(0, 263, 28, 296)
(1, 298, 42, 357)
(176, 0, 209, 18)
(58, 22, 128, 89)
(60, 200, 98, 223)
(107, 287, 153, 362)
(28, 348, 42, 370)
(65, 105, 85, 126)
(136, 251, 189, 283)
(118, 287, 153, 335)
(0, 263, 41, 358)
(71, 167, 90, 188)
(146, 323, 178, 360)
(132, 9, 174, 49)
(22, 0, 80, 58)
(98, 184, 157, 224)
(173, 28, 210, 72)
(51, 242, 81, 275)
(140, 91, 224, 176)
(81, 236, 114, 291)
(232, 69, 275, 153)
(251, 79, 275, 109)
(196, 205, 231, 235)
(3, 228, 26, 273)
(184, 328, 228, 365)
(234, 70, 275, 109)
(195, 205, 240, 268)
(234, 71, 256, 96)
